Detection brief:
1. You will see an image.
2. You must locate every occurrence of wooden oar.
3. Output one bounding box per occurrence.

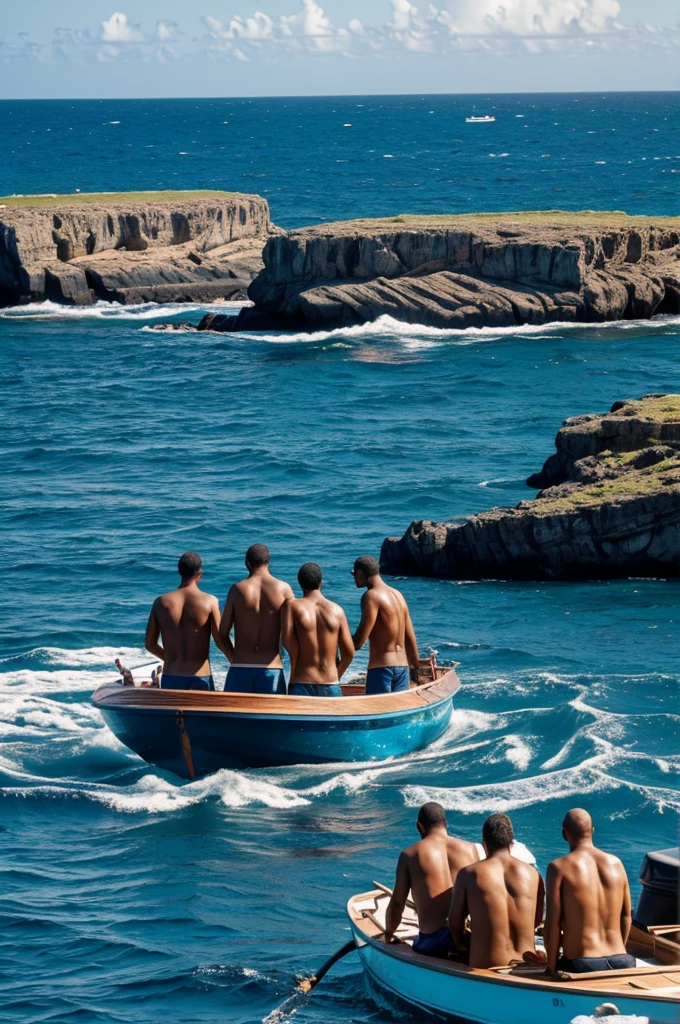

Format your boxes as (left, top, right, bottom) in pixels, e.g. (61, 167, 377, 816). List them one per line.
(372, 879, 417, 912)
(296, 939, 357, 993)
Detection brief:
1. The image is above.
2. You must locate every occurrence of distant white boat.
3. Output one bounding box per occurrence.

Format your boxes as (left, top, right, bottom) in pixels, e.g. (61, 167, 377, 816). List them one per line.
(466, 114, 495, 123)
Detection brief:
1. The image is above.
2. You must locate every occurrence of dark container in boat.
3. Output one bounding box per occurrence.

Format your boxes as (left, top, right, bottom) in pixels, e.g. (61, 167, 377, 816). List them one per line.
(633, 847, 679, 930)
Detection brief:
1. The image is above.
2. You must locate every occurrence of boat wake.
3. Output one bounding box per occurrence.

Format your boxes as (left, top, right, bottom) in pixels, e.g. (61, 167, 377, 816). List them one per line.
(1, 646, 678, 824)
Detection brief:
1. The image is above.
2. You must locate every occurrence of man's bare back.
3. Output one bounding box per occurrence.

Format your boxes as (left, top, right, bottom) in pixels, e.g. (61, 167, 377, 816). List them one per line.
(352, 556, 419, 695)
(220, 546, 293, 667)
(392, 833, 479, 934)
(449, 814, 543, 968)
(281, 563, 354, 692)
(386, 803, 478, 959)
(145, 552, 225, 686)
(545, 809, 632, 972)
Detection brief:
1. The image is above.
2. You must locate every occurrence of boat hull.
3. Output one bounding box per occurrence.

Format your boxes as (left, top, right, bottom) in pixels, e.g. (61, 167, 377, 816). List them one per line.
(98, 697, 452, 775)
(92, 668, 458, 776)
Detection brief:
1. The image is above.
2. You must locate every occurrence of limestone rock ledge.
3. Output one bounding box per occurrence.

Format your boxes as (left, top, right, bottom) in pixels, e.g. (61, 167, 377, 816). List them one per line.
(0, 192, 274, 306)
(233, 213, 680, 331)
(380, 395, 680, 580)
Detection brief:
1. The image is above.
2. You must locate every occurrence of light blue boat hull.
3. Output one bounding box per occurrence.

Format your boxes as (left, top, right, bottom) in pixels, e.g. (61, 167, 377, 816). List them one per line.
(348, 894, 679, 1024)
(93, 668, 459, 777)
(98, 697, 453, 776)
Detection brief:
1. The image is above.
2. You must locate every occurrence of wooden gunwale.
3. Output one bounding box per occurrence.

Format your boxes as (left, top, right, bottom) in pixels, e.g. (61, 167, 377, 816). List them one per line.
(347, 890, 680, 1002)
(92, 667, 460, 718)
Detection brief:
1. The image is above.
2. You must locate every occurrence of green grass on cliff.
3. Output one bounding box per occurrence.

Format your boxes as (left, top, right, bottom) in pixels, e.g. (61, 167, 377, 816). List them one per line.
(530, 453, 680, 515)
(0, 190, 240, 208)
(609, 395, 680, 422)
(300, 210, 680, 233)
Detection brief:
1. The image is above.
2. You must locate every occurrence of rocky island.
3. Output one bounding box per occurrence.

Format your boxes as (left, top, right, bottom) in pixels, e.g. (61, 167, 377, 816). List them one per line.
(381, 395, 680, 580)
(204, 211, 680, 333)
(0, 191, 275, 306)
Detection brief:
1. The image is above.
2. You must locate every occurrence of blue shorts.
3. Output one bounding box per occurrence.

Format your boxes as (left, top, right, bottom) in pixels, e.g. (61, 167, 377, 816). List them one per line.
(412, 927, 460, 960)
(558, 954, 636, 973)
(365, 666, 410, 695)
(289, 683, 342, 697)
(160, 674, 214, 691)
(224, 665, 286, 695)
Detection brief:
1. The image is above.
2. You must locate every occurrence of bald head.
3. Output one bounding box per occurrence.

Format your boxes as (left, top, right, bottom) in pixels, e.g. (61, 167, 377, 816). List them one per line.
(563, 808, 594, 843)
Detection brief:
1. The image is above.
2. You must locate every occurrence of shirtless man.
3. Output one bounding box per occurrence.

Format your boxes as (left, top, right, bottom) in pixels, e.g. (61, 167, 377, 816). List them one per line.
(544, 808, 634, 974)
(220, 544, 294, 695)
(281, 562, 354, 697)
(448, 813, 544, 969)
(351, 555, 419, 695)
(145, 551, 227, 691)
(385, 802, 479, 959)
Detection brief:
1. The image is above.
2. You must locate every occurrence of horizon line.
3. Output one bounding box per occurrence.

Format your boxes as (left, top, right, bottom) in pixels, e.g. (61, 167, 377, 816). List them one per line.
(2, 88, 679, 103)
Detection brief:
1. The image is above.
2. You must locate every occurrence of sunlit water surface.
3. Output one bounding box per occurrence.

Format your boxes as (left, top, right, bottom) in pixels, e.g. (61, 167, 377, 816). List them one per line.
(0, 93, 679, 1024)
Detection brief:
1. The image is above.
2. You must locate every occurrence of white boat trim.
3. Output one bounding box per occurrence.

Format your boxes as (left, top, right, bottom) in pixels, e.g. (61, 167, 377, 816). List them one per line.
(347, 889, 680, 1024)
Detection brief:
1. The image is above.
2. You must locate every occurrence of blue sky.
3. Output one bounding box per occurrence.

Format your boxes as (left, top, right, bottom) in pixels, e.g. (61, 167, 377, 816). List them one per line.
(1, 0, 678, 98)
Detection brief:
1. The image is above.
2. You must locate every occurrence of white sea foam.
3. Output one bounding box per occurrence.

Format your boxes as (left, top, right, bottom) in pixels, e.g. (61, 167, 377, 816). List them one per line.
(1, 768, 312, 813)
(571, 1017, 649, 1024)
(402, 763, 680, 815)
(502, 734, 533, 771)
(0, 299, 245, 321)
(8, 644, 147, 667)
(233, 312, 680, 348)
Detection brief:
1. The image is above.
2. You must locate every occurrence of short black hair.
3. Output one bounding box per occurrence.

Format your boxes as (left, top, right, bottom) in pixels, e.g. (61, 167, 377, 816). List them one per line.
(353, 555, 380, 578)
(483, 813, 514, 852)
(246, 543, 270, 568)
(298, 562, 322, 591)
(178, 551, 202, 579)
(417, 802, 447, 831)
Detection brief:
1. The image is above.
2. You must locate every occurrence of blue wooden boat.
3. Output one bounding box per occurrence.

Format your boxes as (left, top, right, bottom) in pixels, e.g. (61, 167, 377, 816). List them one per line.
(347, 884, 680, 1023)
(91, 659, 460, 778)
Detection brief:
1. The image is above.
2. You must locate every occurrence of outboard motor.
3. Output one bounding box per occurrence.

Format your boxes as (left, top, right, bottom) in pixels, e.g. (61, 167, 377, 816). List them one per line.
(633, 847, 679, 931)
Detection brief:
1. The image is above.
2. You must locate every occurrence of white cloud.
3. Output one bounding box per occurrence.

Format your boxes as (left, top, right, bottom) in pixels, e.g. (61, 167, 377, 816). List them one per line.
(2, 0, 679, 66)
(101, 13, 144, 44)
(437, 0, 623, 37)
(156, 20, 180, 42)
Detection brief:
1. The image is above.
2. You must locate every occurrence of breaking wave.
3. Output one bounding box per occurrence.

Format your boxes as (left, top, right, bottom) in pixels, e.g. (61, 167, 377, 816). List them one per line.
(0, 299, 246, 321)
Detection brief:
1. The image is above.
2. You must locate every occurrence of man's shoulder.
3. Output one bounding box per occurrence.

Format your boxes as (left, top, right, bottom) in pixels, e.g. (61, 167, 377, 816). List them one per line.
(322, 596, 346, 617)
(547, 851, 571, 874)
(400, 840, 422, 861)
(447, 836, 478, 858)
(269, 573, 293, 593)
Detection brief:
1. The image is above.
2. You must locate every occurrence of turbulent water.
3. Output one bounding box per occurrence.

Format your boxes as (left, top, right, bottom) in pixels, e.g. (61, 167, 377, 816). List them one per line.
(1, 94, 679, 1024)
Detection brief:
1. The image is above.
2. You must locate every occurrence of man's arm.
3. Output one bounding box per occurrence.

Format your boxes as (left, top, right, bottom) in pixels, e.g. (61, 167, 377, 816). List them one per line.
(336, 612, 355, 680)
(352, 592, 379, 650)
(218, 587, 236, 663)
(535, 869, 546, 929)
(620, 874, 632, 946)
(145, 601, 164, 661)
(447, 872, 469, 950)
(544, 862, 563, 972)
(210, 596, 232, 661)
(281, 600, 298, 678)
(385, 852, 410, 942)
(403, 600, 420, 679)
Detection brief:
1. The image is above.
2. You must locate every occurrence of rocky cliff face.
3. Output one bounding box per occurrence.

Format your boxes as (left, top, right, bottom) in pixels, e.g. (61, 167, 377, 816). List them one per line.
(381, 395, 680, 580)
(0, 193, 272, 306)
(242, 214, 680, 330)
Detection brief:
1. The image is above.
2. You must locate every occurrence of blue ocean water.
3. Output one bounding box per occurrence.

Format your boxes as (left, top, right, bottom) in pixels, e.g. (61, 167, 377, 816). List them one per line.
(0, 94, 679, 1024)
